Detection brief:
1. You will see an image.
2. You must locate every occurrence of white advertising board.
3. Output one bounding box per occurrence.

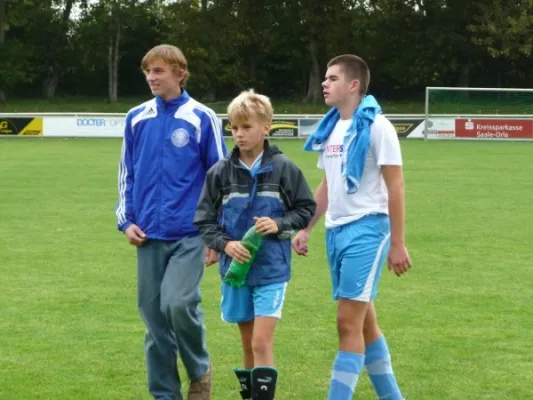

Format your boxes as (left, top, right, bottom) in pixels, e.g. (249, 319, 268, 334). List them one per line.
(43, 115, 126, 137)
(407, 117, 456, 139)
(8, 112, 531, 140)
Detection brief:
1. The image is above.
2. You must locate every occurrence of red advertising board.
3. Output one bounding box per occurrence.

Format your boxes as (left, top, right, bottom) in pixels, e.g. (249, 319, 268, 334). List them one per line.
(455, 118, 533, 139)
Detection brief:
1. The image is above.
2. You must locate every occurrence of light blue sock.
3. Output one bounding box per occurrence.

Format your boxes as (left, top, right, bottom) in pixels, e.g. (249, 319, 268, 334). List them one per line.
(365, 335, 403, 400)
(327, 351, 365, 400)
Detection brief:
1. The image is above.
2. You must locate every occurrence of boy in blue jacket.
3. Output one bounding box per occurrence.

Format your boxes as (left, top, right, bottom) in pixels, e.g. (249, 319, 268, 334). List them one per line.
(116, 44, 227, 400)
(194, 90, 316, 400)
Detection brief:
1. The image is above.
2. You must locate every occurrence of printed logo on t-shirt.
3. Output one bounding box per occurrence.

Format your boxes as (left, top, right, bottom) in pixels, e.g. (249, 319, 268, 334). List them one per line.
(324, 144, 343, 158)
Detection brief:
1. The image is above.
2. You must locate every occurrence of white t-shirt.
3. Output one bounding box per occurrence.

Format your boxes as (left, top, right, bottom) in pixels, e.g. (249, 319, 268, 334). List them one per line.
(318, 114, 402, 228)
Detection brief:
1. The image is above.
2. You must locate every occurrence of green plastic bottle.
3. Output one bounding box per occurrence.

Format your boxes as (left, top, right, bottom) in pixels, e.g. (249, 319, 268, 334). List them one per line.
(224, 226, 264, 287)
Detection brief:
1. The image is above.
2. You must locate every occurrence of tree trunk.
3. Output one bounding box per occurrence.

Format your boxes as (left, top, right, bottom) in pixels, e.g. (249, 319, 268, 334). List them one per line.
(456, 62, 470, 100)
(248, 53, 257, 88)
(458, 63, 470, 87)
(42, 0, 75, 98)
(43, 67, 59, 98)
(0, 0, 6, 100)
(108, 2, 120, 103)
(203, 1, 216, 100)
(0, 0, 5, 45)
(305, 39, 322, 103)
(113, 23, 120, 101)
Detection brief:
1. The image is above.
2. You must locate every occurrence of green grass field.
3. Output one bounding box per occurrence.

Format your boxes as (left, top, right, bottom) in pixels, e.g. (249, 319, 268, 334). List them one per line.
(1, 138, 532, 399)
(2, 94, 530, 115)
(0, 96, 425, 115)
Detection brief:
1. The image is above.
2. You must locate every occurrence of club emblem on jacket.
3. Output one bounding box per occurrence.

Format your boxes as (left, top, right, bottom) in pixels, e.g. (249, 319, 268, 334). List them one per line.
(171, 128, 189, 147)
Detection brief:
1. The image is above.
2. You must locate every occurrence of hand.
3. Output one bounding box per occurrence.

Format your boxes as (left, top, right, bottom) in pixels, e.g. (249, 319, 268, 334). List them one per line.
(124, 224, 147, 247)
(292, 230, 309, 256)
(253, 217, 279, 235)
(205, 247, 220, 267)
(388, 244, 412, 277)
(224, 241, 251, 264)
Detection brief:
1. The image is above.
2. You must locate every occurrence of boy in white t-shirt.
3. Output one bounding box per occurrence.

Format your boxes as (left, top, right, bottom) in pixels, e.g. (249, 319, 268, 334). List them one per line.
(292, 54, 411, 400)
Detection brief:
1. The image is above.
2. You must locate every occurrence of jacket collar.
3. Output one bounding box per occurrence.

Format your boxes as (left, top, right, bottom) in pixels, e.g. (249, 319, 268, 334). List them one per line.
(155, 89, 190, 110)
(229, 140, 280, 167)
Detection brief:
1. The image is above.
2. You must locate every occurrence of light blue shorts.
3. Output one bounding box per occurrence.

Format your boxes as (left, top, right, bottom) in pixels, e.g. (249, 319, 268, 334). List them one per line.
(326, 214, 391, 302)
(221, 281, 288, 323)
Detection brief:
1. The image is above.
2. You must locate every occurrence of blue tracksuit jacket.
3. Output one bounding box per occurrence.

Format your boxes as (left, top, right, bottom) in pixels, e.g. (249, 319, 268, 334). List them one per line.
(116, 90, 227, 240)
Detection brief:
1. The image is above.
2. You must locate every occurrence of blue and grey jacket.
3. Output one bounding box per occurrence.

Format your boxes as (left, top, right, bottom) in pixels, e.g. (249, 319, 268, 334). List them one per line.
(194, 141, 316, 286)
(116, 90, 227, 240)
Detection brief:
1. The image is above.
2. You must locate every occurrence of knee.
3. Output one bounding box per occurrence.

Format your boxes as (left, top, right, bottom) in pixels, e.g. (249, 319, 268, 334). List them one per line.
(337, 313, 361, 338)
(160, 293, 195, 321)
(251, 335, 272, 357)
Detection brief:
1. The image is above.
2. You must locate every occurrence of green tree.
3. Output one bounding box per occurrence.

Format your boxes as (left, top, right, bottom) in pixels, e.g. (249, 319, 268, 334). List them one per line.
(40, 0, 78, 98)
(0, 0, 41, 101)
(71, 0, 161, 101)
(469, 0, 533, 58)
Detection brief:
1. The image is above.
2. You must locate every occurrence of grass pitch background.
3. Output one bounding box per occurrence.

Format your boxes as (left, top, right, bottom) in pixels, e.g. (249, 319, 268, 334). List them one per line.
(1, 138, 532, 399)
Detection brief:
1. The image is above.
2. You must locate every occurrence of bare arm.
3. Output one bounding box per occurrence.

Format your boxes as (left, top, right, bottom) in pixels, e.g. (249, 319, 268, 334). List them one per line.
(303, 175, 328, 233)
(292, 175, 328, 255)
(382, 165, 411, 276)
(382, 165, 405, 246)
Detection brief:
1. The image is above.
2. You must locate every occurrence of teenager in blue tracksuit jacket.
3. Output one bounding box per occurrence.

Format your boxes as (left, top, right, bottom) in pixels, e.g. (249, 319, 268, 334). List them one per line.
(116, 44, 226, 400)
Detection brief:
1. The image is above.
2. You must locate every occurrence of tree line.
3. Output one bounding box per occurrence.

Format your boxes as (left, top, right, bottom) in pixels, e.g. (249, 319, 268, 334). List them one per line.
(0, 0, 532, 103)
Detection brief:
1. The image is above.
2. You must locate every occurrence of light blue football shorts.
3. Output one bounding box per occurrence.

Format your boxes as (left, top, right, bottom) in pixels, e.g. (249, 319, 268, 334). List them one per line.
(221, 281, 288, 323)
(326, 214, 391, 302)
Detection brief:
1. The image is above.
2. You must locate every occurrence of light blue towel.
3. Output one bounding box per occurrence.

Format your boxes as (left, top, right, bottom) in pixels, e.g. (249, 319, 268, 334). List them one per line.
(303, 95, 382, 193)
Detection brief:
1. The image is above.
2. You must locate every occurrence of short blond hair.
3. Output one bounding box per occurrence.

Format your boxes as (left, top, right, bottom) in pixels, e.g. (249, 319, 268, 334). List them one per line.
(227, 89, 273, 124)
(141, 44, 190, 87)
